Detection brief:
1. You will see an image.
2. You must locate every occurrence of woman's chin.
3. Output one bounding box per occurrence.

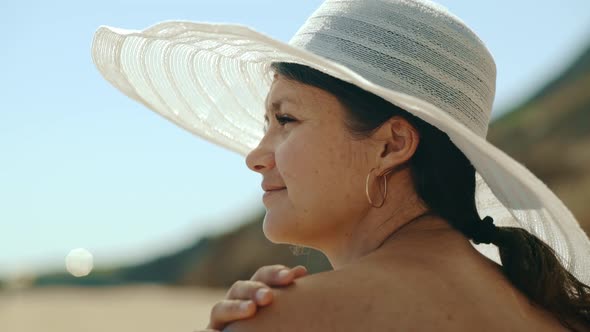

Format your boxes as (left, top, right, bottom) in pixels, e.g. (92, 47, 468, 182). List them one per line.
(262, 214, 293, 244)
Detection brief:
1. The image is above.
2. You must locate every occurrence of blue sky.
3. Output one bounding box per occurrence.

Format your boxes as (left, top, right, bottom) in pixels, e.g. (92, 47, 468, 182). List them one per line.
(1, 0, 589, 279)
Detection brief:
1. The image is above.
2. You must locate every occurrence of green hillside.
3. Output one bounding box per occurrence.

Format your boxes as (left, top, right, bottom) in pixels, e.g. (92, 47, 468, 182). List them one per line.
(487, 41, 590, 232)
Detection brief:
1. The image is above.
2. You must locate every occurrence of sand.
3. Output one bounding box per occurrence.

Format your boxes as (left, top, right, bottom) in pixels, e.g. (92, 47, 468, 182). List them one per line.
(0, 285, 229, 332)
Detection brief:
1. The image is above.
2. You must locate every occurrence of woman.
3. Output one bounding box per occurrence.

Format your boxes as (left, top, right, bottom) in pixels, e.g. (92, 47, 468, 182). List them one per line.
(91, 0, 590, 330)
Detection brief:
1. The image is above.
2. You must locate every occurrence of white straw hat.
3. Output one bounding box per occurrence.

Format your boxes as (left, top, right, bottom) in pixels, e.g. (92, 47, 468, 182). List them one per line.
(91, 0, 590, 283)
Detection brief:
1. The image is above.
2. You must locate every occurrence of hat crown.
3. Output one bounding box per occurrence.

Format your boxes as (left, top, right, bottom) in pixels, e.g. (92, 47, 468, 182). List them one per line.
(288, 0, 497, 138)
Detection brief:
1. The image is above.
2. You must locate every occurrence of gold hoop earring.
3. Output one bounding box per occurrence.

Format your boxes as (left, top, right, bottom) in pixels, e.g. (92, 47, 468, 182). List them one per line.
(365, 167, 391, 208)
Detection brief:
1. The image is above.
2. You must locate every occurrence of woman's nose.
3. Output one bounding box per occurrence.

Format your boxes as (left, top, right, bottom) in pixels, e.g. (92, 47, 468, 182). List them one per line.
(245, 143, 276, 173)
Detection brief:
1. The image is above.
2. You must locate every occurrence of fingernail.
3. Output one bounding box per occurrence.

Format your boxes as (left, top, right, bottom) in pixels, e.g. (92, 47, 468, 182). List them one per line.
(256, 288, 270, 301)
(241, 301, 252, 310)
(278, 269, 290, 279)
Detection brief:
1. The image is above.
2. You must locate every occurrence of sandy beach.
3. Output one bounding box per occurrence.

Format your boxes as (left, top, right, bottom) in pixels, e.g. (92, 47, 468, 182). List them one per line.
(0, 285, 228, 332)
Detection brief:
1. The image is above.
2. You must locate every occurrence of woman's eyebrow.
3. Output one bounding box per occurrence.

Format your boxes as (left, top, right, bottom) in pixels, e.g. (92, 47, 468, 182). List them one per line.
(263, 96, 298, 123)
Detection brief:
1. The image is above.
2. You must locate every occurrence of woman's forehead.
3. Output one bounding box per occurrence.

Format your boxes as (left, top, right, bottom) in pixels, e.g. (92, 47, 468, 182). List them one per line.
(266, 78, 339, 111)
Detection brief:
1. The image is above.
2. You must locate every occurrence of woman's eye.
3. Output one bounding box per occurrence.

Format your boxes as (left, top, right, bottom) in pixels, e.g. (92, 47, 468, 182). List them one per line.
(275, 114, 295, 126)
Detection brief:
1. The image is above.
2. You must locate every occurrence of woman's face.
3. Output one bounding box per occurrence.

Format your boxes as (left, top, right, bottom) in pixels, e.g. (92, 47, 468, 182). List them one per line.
(245, 73, 375, 250)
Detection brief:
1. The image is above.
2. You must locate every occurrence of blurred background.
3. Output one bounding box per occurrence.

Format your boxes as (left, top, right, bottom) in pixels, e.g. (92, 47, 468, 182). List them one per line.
(1, 0, 589, 331)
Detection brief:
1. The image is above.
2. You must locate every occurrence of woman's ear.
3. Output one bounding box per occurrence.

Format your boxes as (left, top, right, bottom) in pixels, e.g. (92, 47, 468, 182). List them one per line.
(376, 116, 420, 173)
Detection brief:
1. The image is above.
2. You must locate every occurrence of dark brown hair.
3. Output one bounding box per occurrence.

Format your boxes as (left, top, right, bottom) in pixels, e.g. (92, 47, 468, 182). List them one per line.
(270, 62, 590, 330)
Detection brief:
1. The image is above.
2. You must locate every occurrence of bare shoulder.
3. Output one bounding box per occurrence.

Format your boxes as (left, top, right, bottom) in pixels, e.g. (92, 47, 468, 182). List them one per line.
(223, 263, 480, 332)
(223, 256, 570, 332)
(222, 269, 361, 332)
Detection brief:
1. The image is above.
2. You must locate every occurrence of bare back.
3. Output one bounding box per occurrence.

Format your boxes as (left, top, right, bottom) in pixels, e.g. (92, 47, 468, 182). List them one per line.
(325, 235, 572, 331)
(227, 228, 583, 331)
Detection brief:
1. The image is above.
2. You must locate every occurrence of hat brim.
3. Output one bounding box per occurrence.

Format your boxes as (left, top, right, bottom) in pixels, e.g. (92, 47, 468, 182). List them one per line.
(91, 20, 590, 283)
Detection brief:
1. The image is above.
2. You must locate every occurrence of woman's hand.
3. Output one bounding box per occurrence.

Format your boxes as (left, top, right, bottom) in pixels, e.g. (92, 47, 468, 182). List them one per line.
(203, 264, 308, 331)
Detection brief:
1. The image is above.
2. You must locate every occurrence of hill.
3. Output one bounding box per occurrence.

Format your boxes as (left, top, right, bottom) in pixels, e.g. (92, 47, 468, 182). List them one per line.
(487, 41, 590, 231)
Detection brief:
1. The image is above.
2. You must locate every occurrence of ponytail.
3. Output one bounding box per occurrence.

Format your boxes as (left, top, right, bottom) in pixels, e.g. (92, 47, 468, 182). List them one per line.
(408, 115, 590, 331)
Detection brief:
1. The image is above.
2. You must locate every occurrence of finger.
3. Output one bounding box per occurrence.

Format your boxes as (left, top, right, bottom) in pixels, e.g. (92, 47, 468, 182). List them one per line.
(207, 300, 256, 331)
(250, 264, 289, 283)
(291, 265, 309, 278)
(254, 287, 274, 306)
(269, 265, 308, 286)
(265, 265, 307, 286)
(225, 280, 271, 302)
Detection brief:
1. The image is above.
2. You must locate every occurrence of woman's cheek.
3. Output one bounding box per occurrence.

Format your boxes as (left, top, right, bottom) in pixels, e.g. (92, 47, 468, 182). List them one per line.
(275, 136, 306, 172)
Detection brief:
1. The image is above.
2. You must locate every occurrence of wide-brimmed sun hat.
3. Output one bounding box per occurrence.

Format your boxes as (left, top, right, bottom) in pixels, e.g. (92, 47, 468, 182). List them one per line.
(91, 0, 589, 283)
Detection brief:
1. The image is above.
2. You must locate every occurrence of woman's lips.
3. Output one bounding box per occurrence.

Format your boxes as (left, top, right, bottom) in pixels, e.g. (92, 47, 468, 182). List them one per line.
(263, 188, 286, 199)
